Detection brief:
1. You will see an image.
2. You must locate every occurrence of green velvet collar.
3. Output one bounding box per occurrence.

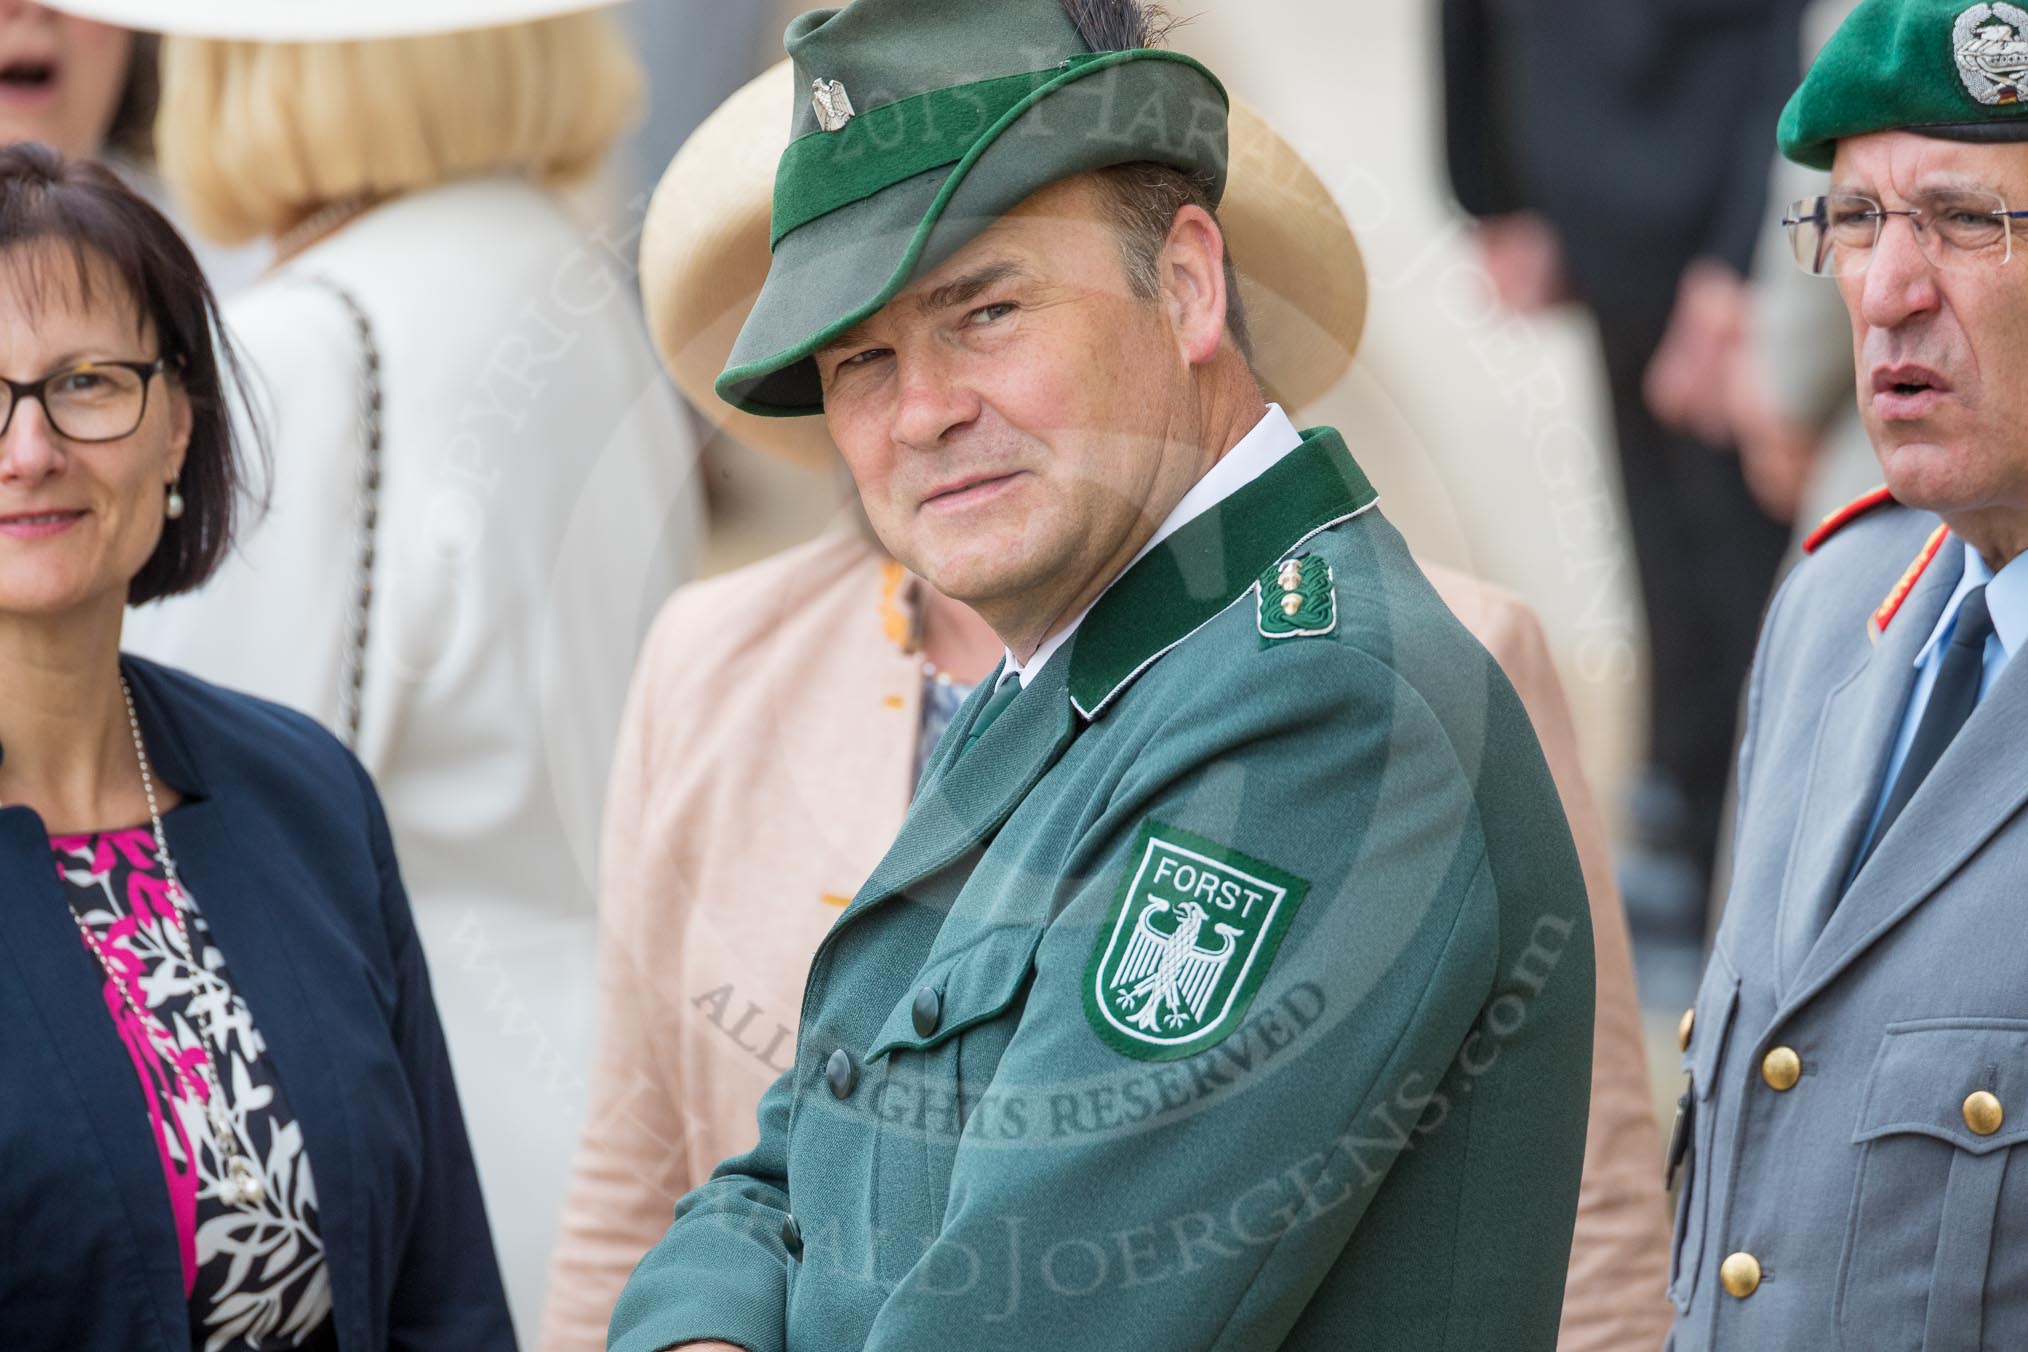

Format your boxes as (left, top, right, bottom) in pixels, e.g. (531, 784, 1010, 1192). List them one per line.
(1067, 427, 1378, 719)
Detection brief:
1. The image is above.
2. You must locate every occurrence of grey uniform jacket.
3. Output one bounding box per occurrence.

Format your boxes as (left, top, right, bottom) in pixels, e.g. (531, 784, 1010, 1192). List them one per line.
(1668, 501, 2028, 1350)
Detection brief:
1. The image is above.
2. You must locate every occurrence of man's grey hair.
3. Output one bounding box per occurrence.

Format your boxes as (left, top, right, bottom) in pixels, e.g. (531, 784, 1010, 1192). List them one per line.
(1061, 0, 1252, 360)
(1091, 162, 1253, 361)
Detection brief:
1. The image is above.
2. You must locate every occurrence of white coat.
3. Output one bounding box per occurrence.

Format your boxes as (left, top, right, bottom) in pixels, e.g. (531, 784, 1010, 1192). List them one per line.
(125, 174, 703, 1338)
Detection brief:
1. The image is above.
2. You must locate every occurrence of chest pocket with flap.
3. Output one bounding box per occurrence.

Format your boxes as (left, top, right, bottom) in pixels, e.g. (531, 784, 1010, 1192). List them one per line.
(869, 924, 1044, 1063)
(859, 925, 1042, 1273)
(1837, 1018, 2028, 1352)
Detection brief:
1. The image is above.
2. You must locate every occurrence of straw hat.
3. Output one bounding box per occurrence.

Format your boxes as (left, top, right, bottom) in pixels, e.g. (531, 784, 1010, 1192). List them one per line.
(36, 0, 614, 41)
(640, 58, 1368, 467)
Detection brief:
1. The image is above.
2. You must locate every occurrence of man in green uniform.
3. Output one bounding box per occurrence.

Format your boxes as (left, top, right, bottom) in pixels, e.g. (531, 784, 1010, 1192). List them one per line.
(610, 2, 1595, 1348)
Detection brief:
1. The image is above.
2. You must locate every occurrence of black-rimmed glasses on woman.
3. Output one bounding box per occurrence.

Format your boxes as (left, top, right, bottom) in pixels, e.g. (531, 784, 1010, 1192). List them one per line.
(0, 357, 172, 443)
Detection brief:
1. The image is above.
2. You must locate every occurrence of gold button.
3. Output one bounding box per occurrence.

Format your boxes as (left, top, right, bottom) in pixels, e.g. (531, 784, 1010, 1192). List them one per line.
(1964, 1090, 2005, 1137)
(1762, 1046, 1802, 1091)
(1720, 1251, 1762, 1299)
(1678, 1007, 1695, 1052)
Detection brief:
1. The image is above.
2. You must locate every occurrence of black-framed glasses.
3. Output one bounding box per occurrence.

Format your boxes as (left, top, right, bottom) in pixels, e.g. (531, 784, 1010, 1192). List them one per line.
(1783, 190, 2028, 276)
(0, 357, 172, 443)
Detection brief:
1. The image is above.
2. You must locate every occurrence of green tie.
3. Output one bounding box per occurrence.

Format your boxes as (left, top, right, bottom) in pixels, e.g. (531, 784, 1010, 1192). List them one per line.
(959, 676, 1022, 759)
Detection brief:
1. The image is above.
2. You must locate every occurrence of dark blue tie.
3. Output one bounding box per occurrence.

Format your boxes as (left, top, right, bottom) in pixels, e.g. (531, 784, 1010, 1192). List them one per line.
(1850, 584, 1994, 882)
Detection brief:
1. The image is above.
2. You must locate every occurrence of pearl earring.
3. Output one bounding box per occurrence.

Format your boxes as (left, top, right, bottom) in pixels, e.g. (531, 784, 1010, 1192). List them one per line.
(165, 480, 185, 521)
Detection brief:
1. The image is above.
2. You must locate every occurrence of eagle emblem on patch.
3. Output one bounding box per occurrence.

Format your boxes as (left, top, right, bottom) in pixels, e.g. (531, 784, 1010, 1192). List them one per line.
(812, 78, 856, 132)
(1954, 3, 2028, 105)
(1256, 554, 1336, 639)
(1082, 821, 1309, 1061)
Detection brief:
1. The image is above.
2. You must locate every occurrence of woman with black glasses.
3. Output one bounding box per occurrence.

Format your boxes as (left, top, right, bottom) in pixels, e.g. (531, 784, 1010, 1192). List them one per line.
(0, 143, 511, 1351)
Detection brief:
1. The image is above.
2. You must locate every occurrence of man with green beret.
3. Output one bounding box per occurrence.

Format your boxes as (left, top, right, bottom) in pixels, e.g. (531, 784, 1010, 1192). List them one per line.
(609, 2, 1595, 1348)
(1666, 1, 2028, 1347)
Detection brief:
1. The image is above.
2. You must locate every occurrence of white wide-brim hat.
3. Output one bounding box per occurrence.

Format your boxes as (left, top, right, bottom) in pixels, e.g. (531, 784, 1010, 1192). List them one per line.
(640, 59, 1370, 468)
(38, 0, 615, 41)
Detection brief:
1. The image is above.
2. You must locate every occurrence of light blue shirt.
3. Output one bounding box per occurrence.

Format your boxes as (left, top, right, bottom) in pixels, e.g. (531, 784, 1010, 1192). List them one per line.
(1853, 542, 2028, 862)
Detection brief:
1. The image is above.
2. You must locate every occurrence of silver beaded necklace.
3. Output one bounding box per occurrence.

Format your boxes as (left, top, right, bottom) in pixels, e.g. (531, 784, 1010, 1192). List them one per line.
(13, 676, 266, 1207)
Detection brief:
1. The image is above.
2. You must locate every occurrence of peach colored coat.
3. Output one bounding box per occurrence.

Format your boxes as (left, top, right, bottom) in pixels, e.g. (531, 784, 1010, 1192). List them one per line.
(539, 529, 1671, 1351)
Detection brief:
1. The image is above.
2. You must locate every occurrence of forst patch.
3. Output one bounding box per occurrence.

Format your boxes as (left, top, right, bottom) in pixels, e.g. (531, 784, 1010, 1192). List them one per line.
(1084, 820, 1310, 1061)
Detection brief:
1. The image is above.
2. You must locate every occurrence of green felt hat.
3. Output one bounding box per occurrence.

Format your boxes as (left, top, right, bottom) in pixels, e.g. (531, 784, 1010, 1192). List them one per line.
(715, 0, 1230, 417)
(1781, 0, 2028, 170)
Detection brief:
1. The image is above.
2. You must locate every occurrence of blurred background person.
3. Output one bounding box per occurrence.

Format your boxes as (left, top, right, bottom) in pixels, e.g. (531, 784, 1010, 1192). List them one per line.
(1649, 0, 1871, 934)
(0, 0, 143, 160)
(46, 0, 706, 1332)
(1441, 0, 1808, 969)
(539, 60, 1670, 1352)
(0, 143, 510, 1352)
(1724, 0, 1876, 546)
(0, 0, 263, 292)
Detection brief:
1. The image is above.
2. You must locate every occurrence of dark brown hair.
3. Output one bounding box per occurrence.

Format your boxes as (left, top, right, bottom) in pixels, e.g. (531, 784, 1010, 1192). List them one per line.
(0, 141, 261, 605)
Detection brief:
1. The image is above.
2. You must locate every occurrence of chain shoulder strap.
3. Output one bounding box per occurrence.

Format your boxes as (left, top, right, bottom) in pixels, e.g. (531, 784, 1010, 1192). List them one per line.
(298, 276, 384, 751)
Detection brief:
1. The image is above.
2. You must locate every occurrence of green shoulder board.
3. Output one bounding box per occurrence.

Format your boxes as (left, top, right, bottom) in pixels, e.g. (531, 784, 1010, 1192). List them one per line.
(1257, 553, 1336, 640)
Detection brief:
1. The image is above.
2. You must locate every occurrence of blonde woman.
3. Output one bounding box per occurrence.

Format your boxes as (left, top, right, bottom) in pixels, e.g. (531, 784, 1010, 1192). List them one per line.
(49, 0, 705, 1332)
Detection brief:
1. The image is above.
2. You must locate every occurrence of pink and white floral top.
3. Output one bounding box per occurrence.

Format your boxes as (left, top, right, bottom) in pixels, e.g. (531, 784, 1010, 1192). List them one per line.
(53, 827, 333, 1352)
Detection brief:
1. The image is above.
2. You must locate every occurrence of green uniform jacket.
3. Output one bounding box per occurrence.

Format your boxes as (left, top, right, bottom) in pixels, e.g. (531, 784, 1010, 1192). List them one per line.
(610, 428, 1594, 1352)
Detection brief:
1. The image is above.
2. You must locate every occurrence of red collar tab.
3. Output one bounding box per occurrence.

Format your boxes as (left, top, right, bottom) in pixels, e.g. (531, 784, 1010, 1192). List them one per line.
(1804, 485, 1896, 554)
(1871, 524, 1950, 641)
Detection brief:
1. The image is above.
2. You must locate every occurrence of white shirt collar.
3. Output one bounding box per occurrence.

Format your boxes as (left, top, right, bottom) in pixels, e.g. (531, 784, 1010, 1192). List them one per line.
(1912, 539, 2028, 667)
(997, 404, 1305, 689)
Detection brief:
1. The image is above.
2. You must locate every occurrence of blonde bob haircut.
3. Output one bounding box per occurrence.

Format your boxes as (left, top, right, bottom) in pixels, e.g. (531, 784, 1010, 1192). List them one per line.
(156, 11, 642, 245)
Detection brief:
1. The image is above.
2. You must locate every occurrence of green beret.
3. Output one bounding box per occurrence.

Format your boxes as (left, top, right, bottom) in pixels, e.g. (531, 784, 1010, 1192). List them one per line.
(1781, 0, 2028, 170)
(715, 0, 1230, 417)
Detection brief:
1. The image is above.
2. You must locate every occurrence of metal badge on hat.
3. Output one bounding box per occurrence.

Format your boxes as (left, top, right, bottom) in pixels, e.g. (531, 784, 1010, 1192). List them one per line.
(1955, 3, 2028, 104)
(812, 79, 855, 132)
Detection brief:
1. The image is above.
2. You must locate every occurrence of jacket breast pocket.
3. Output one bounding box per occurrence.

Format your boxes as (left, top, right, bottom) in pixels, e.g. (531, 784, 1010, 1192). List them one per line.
(1668, 949, 1739, 1313)
(1836, 1019, 2028, 1352)
(860, 925, 1041, 1280)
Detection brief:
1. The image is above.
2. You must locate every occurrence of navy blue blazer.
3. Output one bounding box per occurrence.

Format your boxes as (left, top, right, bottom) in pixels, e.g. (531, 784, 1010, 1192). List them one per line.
(0, 657, 514, 1350)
